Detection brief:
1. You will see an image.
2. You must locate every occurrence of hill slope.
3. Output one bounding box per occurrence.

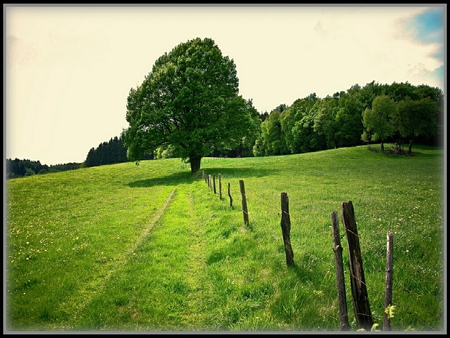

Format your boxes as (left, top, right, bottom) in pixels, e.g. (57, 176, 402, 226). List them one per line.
(5, 144, 445, 332)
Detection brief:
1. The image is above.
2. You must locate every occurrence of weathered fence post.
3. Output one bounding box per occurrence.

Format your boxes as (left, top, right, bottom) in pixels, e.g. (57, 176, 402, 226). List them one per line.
(239, 180, 249, 225)
(280, 192, 294, 267)
(228, 183, 233, 208)
(208, 175, 212, 191)
(218, 174, 222, 200)
(213, 175, 216, 194)
(341, 200, 373, 331)
(331, 211, 351, 331)
(383, 230, 394, 331)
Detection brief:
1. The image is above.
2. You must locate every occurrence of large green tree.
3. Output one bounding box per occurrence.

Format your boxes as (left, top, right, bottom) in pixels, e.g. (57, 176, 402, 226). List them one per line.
(122, 37, 253, 174)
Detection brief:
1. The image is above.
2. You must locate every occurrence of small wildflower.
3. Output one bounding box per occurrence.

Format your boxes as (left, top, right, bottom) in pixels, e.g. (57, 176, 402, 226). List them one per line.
(385, 304, 396, 318)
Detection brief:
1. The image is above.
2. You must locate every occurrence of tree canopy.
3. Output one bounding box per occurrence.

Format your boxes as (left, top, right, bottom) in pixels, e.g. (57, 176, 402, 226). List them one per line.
(395, 96, 438, 154)
(361, 95, 397, 152)
(122, 37, 255, 174)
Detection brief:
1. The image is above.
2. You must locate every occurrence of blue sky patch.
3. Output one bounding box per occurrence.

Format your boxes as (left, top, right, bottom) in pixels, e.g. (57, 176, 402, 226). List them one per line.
(410, 7, 445, 44)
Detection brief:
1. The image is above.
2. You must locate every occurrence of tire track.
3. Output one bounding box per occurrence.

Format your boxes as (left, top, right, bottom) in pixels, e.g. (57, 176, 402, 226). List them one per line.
(180, 188, 215, 329)
(56, 189, 176, 327)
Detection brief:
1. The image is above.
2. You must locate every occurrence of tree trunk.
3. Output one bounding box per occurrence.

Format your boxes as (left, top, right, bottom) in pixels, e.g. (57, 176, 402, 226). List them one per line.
(408, 139, 413, 155)
(189, 155, 202, 174)
(381, 142, 385, 153)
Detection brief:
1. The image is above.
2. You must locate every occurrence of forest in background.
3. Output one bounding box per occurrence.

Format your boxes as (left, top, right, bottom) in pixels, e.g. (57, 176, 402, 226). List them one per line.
(6, 80, 444, 179)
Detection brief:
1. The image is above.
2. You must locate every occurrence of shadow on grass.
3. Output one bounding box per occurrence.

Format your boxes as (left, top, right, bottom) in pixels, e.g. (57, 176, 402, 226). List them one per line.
(201, 167, 280, 179)
(127, 167, 280, 188)
(126, 171, 195, 188)
(285, 255, 328, 286)
(367, 144, 442, 158)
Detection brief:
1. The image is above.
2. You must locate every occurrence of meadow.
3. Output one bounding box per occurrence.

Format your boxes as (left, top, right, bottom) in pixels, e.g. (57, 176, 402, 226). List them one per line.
(5, 144, 445, 332)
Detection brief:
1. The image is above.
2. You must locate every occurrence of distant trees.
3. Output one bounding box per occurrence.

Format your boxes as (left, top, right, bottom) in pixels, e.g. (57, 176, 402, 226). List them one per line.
(252, 81, 442, 157)
(6, 158, 28, 178)
(6, 158, 81, 179)
(84, 136, 129, 167)
(394, 96, 439, 154)
(7, 80, 442, 180)
(6, 159, 48, 178)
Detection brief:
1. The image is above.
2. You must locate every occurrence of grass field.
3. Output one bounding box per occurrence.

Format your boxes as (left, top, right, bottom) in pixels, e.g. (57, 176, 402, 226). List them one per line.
(5, 144, 445, 332)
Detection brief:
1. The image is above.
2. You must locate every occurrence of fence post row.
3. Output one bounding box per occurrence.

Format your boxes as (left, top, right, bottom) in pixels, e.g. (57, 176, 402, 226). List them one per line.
(331, 211, 351, 331)
(383, 230, 394, 331)
(341, 200, 373, 331)
(280, 192, 294, 267)
(199, 173, 392, 332)
(239, 180, 249, 226)
(202, 171, 232, 207)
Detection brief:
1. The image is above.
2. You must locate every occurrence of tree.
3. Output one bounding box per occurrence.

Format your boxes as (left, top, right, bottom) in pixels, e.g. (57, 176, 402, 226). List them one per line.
(394, 96, 438, 154)
(85, 147, 100, 167)
(313, 96, 339, 149)
(361, 95, 397, 152)
(122, 37, 254, 174)
(264, 110, 284, 155)
(334, 91, 365, 147)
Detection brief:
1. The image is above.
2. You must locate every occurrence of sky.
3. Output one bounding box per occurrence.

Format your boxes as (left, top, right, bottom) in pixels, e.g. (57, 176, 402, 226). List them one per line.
(4, 4, 446, 166)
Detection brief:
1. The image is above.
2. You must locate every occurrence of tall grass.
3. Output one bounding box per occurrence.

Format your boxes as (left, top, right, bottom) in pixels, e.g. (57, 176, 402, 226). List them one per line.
(5, 144, 445, 332)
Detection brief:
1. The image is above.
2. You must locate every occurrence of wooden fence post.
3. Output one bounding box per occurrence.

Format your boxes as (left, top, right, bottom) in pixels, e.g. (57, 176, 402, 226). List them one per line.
(341, 200, 373, 331)
(208, 175, 212, 191)
(213, 175, 216, 194)
(239, 180, 249, 225)
(280, 192, 294, 267)
(228, 183, 233, 208)
(218, 174, 222, 200)
(331, 211, 351, 331)
(383, 230, 394, 331)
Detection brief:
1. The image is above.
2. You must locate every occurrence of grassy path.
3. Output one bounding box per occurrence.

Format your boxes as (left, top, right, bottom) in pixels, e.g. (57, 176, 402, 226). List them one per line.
(178, 185, 217, 330)
(66, 182, 220, 331)
(55, 189, 177, 330)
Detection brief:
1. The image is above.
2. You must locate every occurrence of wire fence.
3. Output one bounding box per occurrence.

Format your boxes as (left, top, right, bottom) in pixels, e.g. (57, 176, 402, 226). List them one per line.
(199, 169, 444, 332)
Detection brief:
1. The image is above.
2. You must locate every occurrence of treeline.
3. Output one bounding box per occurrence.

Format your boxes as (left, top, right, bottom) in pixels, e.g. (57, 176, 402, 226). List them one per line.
(252, 81, 443, 157)
(6, 136, 152, 179)
(84, 136, 128, 167)
(6, 81, 443, 178)
(6, 159, 82, 179)
(84, 135, 153, 167)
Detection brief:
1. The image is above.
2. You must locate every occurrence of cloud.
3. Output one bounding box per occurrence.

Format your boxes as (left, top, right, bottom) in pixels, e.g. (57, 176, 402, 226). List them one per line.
(407, 64, 444, 89)
(393, 7, 445, 64)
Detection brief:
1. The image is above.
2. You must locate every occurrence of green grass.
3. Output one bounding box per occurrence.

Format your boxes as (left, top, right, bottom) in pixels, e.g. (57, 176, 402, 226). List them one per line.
(5, 144, 445, 332)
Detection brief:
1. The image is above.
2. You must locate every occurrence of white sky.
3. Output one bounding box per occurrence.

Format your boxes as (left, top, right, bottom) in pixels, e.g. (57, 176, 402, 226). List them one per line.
(4, 4, 446, 165)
